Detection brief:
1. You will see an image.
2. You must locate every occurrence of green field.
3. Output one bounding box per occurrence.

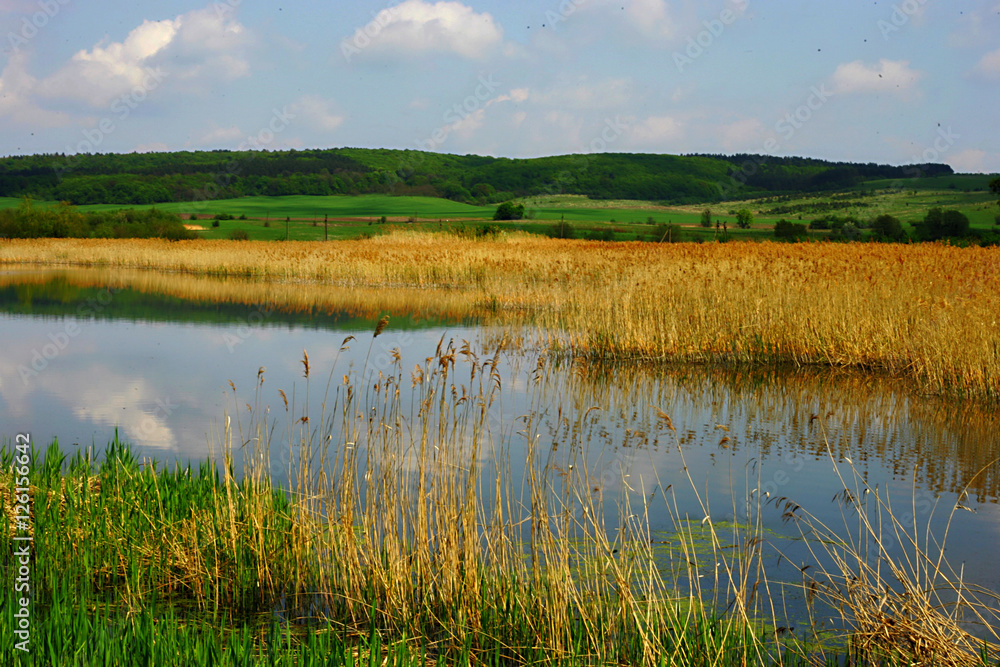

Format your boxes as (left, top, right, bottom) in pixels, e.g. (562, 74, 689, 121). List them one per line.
(3, 182, 996, 243)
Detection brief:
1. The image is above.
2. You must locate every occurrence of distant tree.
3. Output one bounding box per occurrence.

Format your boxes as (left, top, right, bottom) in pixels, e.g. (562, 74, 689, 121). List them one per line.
(915, 207, 970, 240)
(735, 208, 754, 229)
(839, 222, 861, 241)
(774, 219, 809, 241)
(915, 207, 943, 240)
(941, 209, 970, 237)
(494, 202, 525, 220)
(869, 214, 905, 241)
(990, 176, 1000, 201)
(229, 228, 249, 241)
(471, 183, 496, 203)
(547, 219, 576, 239)
(700, 208, 712, 228)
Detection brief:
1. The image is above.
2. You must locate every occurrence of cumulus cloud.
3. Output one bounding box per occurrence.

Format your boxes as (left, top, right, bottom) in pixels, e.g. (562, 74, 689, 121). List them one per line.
(0, 51, 71, 126)
(37, 7, 251, 107)
(831, 59, 922, 95)
(974, 48, 1000, 79)
(340, 0, 502, 60)
(616, 0, 674, 39)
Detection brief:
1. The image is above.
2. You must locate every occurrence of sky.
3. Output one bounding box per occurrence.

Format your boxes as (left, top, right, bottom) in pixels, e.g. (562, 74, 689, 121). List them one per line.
(0, 0, 998, 172)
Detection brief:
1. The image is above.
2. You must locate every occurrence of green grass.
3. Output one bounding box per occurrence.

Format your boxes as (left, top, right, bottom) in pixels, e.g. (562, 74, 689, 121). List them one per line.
(4, 182, 997, 243)
(95, 194, 496, 221)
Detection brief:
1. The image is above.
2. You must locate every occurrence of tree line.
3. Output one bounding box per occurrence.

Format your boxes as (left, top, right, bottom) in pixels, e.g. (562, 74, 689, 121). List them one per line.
(0, 200, 196, 240)
(0, 148, 964, 207)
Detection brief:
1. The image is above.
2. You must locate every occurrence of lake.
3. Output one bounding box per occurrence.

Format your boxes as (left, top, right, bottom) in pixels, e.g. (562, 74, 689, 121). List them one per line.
(2, 265, 999, 629)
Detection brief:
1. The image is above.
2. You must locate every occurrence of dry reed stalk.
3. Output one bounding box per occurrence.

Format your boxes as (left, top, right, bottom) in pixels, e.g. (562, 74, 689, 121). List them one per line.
(3, 235, 998, 396)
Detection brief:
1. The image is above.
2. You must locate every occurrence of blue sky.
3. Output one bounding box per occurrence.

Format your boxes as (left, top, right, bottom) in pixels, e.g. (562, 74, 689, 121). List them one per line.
(1, 0, 998, 172)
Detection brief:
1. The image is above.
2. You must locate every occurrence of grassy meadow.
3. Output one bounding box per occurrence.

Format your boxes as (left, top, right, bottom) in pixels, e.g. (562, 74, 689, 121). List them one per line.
(3, 181, 995, 243)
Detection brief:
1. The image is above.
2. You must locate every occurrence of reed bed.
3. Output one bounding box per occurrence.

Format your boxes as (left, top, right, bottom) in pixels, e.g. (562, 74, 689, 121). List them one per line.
(0, 338, 794, 665)
(2, 234, 998, 397)
(0, 265, 484, 324)
(2, 321, 998, 664)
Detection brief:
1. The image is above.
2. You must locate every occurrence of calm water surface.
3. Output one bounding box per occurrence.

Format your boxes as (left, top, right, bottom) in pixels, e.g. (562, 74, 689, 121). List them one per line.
(2, 266, 999, 620)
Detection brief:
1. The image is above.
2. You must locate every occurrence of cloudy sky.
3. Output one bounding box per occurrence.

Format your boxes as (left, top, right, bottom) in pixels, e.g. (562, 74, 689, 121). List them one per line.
(1, 0, 998, 172)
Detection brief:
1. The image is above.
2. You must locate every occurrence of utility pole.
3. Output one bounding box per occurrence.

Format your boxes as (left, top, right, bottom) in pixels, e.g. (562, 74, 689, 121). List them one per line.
(285, 216, 289, 241)
(324, 214, 328, 241)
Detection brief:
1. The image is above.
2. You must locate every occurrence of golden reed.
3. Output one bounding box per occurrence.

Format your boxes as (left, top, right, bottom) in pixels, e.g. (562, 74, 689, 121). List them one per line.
(2, 233, 998, 396)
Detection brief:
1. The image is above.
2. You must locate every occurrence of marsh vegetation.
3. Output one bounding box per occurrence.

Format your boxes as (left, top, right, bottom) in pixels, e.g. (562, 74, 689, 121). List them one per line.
(4, 332, 1000, 665)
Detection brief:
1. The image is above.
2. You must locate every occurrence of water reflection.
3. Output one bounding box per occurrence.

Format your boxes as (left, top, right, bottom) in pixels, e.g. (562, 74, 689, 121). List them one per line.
(1, 267, 998, 600)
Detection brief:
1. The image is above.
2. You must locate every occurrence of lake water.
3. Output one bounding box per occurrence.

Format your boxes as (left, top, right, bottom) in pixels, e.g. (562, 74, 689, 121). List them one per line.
(2, 265, 999, 628)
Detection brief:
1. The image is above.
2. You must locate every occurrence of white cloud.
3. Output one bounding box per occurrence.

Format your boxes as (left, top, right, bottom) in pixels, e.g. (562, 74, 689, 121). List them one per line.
(341, 0, 503, 60)
(948, 149, 990, 173)
(948, 4, 1000, 48)
(0, 51, 71, 127)
(630, 115, 684, 145)
(577, 0, 676, 40)
(975, 48, 1000, 79)
(620, 0, 674, 38)
(37, 18, 178, 106)
(831, 59, 922, 95)
(197, 125, 243, 145)
(509, 87, 530, 103)
(37, 8, 251, 107)
(720, 118, 764, 150)
(426, 88, 524, 148)
(293, 95, 345, 132)
(532, 78, 633, 110)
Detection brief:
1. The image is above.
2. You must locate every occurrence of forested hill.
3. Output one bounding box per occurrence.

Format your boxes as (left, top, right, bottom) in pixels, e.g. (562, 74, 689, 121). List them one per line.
(0, 147, 953, 206)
